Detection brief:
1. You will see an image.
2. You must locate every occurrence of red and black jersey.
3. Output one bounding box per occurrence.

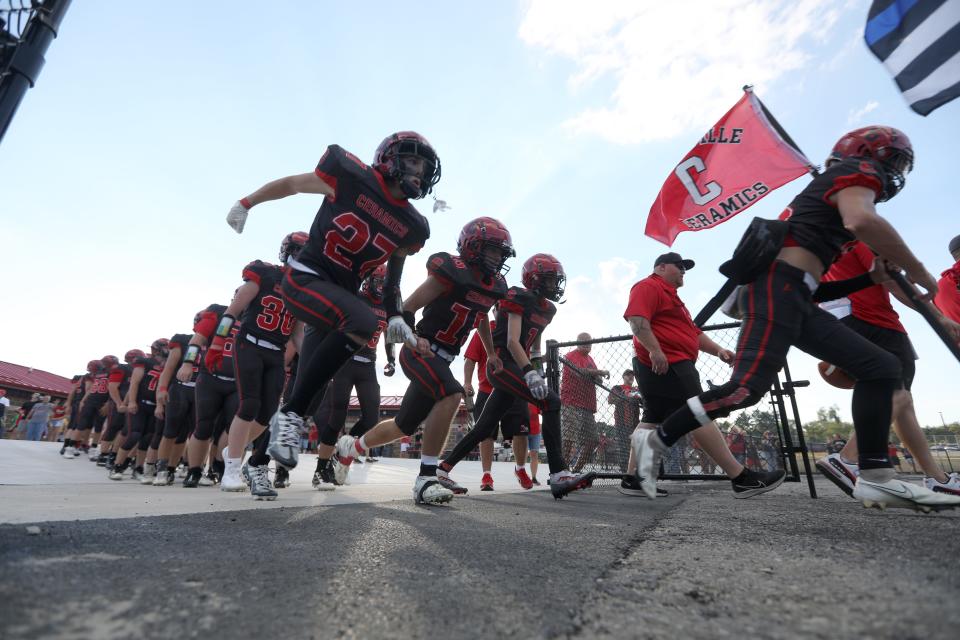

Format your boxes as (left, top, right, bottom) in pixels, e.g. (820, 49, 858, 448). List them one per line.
(294, 145, 431, 290)
(241, 260, 295, 347)
(108, 364, 134, 398)
(416, 252, 508, 354)
(133, 356, 164, 404)
(86, 369, 111, 403)
(492, 286, 557, 361)
(781, 158, 888, 270)
(356, 292, 388, 360)
(193, 305, 240, 376)
(71, 374, 89, 407)
(170, 333, 200, 383)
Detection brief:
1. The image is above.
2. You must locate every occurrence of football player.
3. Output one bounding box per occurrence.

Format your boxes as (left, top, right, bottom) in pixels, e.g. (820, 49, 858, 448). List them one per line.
(328, 217, 513, 504)
(633, 126, 957, 511)
(311, 265, 395, 490)
(217, 232, 306, 500)
(97, 349, 142, 467)
(64, 359, 110, 457)
(225, 131, 440, 472)
(152, 332, 200, 486)
(437, 254, 593, 499)
(109, 339, 168, 480)
(176, 304, 240, 488)
(461, 320, 533, 492)
(60, 371, 90, 456)
(814, 240, 960, 500)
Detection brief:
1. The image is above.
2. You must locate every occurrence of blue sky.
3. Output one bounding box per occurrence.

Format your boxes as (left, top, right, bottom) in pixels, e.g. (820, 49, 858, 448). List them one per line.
(1, 0, 957, 428)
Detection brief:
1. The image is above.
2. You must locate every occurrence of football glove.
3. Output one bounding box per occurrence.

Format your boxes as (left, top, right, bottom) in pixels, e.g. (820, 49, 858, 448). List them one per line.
(226, 200, 249, 234)
(524, 370, 548, 400)
(386, 316, 417, 349)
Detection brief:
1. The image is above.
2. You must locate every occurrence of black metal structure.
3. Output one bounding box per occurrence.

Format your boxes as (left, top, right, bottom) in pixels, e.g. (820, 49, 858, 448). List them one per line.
(0, 0, 71, 145)
(545, 324, 817, 498)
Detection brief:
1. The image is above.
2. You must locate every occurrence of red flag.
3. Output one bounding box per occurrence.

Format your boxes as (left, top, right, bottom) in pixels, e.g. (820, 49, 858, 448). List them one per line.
(645, 89, 813, 246)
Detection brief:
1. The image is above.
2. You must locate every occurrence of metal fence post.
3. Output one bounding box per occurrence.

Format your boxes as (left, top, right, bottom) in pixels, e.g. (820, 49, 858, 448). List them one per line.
(0, 0, 72, 145)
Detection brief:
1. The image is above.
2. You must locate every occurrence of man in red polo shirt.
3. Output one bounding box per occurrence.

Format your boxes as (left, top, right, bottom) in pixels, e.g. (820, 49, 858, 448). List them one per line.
(622, 252, 785, 497)
(816, 240, 960, 497)
(935, 235, 960, 325)
(561, 333, 609, 472)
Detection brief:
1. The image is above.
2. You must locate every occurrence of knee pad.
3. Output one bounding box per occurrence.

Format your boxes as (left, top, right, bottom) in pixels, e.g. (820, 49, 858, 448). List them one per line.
(695, 382, 764, 421)
(237, 398, 260, 422)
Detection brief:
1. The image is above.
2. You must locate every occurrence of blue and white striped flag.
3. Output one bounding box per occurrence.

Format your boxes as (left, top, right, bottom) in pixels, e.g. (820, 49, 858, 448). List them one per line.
(865, 0, 960, 116)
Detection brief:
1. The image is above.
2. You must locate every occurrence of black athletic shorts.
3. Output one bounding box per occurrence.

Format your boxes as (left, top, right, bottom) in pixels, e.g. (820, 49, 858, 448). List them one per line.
(395, 345, 464, 433)
(194, 372, 239, 440)
(234, 335, 285, 425)
(635, 359, 703, 424)
(75, 396, 108, 431)
(841, 316, 917, 391)
(162, 381, 196, 444)
(473, 390, 529, 439)
(281, 267, 378, 339)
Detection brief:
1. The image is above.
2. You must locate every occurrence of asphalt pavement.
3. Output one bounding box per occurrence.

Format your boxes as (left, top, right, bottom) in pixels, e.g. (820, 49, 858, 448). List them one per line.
(1, 441, 958, 639)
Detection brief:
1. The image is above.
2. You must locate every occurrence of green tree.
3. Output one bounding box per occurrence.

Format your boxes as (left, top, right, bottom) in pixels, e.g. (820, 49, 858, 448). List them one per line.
(802, 404, 853, 443)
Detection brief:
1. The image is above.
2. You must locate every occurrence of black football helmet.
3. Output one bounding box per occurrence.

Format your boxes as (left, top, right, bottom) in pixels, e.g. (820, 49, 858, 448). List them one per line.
(361, 264, 387, 302)
(279, 231, 309, 264)
(151, 338, 170, 358)
(522, 254, 566, 302)
(457, 217, 515, 277)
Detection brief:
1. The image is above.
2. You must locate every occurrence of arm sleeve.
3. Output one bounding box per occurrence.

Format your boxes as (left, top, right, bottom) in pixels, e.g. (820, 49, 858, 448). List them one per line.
(383, 254, 405, 317)
(813, 273, 875, 302)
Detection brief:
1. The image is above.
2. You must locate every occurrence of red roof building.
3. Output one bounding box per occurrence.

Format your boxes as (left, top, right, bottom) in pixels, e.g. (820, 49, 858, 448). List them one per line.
(0, 361, 73, 398)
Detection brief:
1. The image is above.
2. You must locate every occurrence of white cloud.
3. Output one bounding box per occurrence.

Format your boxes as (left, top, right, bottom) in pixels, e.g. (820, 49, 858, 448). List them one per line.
(847, 99, 879, 125)
(519, 0, 848, 143)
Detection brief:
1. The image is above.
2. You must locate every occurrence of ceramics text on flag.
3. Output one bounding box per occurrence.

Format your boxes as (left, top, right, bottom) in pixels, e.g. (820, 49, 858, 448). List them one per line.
(645, 89, 813, 246)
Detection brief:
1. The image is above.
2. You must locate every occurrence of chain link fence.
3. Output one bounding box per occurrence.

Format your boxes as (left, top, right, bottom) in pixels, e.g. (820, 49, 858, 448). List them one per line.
(545, 323, 817, 495)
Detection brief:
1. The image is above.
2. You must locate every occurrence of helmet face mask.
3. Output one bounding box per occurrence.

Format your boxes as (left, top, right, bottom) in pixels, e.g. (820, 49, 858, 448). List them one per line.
(458, 217, 515, 278)
(279, 231, 309, 264)
(373, 132, 441, 200)
(827, 126, 913, 201)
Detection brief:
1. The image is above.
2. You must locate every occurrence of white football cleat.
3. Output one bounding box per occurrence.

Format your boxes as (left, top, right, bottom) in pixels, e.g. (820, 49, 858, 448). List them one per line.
(413, 475, 454, 505)
(853, 477, 960, 513)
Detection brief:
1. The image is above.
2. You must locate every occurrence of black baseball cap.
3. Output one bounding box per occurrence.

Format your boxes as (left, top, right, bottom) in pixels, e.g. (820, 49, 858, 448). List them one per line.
(949, 235, 960, 255)
(654, 252, 695, 270)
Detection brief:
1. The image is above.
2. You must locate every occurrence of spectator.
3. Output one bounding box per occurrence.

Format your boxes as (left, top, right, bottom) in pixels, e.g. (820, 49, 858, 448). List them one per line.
(934, 234, 960, 324)
(25, 395, 55, 441)
(607, 370, 641, 472)
(888, 443, 901, 471)
(15, 393, 41, 440)
(0, 389, 9, 434)
(560, 333, 608, 472)
(527, 403, 542, 485)
(47, 401, 67, 442)
(726, 426, 747, 465)
(761, 431, 780, 471)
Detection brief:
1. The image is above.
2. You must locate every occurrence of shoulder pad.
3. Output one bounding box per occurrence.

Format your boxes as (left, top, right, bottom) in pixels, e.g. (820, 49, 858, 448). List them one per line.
(170, 334, 192, 349)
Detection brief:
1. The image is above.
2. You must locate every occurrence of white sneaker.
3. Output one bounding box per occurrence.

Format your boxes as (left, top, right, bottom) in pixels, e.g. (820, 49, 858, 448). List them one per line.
(631, 429, 661, 499)
(331, 435, 359, 485)
(61, 446, 76, 458)
(140, 463, 157, 484)
(152, 470, 170, 486)
(413, 475, 454, 505)
(816, 453, 859, 497)
(221, 466, 246, 492)
(924, 472, 960, 497)
(88, 446, 100, 461)
(436, 468, 468, 495)
(108, 468, 125, 481)
(853, 476, 960, 513)
(267, 411, 303, 469)
(198, 473, 215, 487)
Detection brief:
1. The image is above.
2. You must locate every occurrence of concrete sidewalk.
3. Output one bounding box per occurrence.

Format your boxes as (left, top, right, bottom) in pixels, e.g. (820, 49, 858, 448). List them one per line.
(1, 440, 958, 639)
